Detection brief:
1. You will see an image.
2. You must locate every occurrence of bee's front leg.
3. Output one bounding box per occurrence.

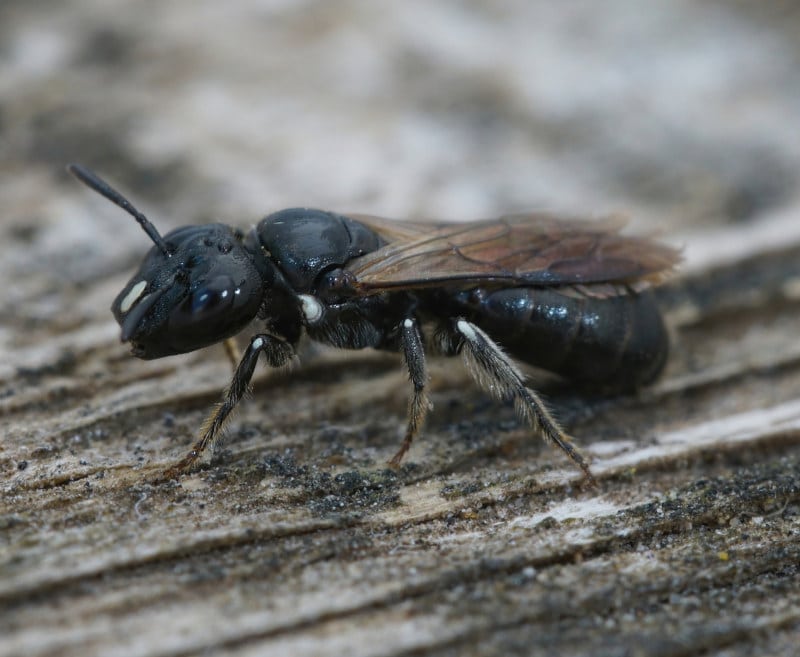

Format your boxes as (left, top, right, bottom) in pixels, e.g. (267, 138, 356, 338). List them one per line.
(163, 333, 295, 479)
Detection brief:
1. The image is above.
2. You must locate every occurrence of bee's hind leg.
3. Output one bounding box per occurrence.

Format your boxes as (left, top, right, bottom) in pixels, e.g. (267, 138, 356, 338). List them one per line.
(438, 318, 596, 486)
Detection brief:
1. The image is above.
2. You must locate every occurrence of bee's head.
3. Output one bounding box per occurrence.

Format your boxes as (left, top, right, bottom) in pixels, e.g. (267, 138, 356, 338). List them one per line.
(111, 223, 267, 358)
(69, 165, 266, 359)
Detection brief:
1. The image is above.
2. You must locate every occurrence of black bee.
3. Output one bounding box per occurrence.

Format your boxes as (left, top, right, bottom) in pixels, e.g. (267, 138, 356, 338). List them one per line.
(69, 164, 679, 483)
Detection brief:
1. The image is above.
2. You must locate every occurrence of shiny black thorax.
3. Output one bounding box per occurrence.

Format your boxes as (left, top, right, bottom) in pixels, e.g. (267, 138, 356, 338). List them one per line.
(247, 208, 416, 350)
(251, 208, 384, 294)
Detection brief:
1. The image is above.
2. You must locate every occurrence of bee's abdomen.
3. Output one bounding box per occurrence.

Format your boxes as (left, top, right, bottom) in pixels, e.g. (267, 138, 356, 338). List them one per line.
(453, 287, 668, 390)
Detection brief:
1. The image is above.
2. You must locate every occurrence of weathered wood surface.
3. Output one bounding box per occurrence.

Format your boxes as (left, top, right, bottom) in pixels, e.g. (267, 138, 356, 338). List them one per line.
(2, 2, 800, 656)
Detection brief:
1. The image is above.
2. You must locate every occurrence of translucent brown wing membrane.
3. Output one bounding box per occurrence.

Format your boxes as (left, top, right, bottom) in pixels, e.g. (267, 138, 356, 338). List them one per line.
(346, 213, 680, 294)
(344, 213, 437, 242)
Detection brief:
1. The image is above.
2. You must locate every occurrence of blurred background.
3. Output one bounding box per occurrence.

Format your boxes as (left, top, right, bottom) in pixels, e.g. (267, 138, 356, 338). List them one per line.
(2, 0, 800, 354)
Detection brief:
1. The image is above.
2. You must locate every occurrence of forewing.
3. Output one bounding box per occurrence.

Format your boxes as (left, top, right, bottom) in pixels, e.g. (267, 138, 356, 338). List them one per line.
(347, 213, 680, 293)
(345, 213, 436, 242)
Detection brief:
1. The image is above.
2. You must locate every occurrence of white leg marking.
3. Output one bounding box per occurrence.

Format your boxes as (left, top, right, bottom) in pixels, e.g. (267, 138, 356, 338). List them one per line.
(456, 319, 477, 342)
(298, 295, 324, 324)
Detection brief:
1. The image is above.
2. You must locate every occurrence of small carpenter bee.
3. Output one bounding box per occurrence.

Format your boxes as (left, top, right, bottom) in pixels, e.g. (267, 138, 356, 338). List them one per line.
(69, 164, 679, 483)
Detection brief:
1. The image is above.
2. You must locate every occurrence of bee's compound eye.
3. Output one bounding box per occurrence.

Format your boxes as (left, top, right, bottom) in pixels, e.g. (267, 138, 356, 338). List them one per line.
(170, 275, 236, 329)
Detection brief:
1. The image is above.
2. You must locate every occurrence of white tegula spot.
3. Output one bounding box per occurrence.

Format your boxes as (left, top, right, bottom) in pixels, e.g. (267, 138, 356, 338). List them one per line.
(456, 319, 477, 341)
(119, 280, 147, 313)
(403, 319, 414, 329)
(298, 294, 324, 324)
(251, 337, 264, 350)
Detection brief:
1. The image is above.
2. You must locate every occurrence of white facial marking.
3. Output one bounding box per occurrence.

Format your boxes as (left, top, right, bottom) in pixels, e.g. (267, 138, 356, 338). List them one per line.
(403, 319, 413, 329)
(456, 319, 477, 341)
(299, 294, 324, 324)
(120, 280, 147, 314)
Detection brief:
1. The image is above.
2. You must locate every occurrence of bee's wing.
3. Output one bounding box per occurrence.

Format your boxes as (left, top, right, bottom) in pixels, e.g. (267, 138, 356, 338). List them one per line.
(346, 213, 680, 293)
(345, 213, 437, 241)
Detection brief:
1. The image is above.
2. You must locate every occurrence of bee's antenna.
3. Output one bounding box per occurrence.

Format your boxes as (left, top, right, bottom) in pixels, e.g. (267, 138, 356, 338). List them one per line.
(67, 163, 172, 257)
